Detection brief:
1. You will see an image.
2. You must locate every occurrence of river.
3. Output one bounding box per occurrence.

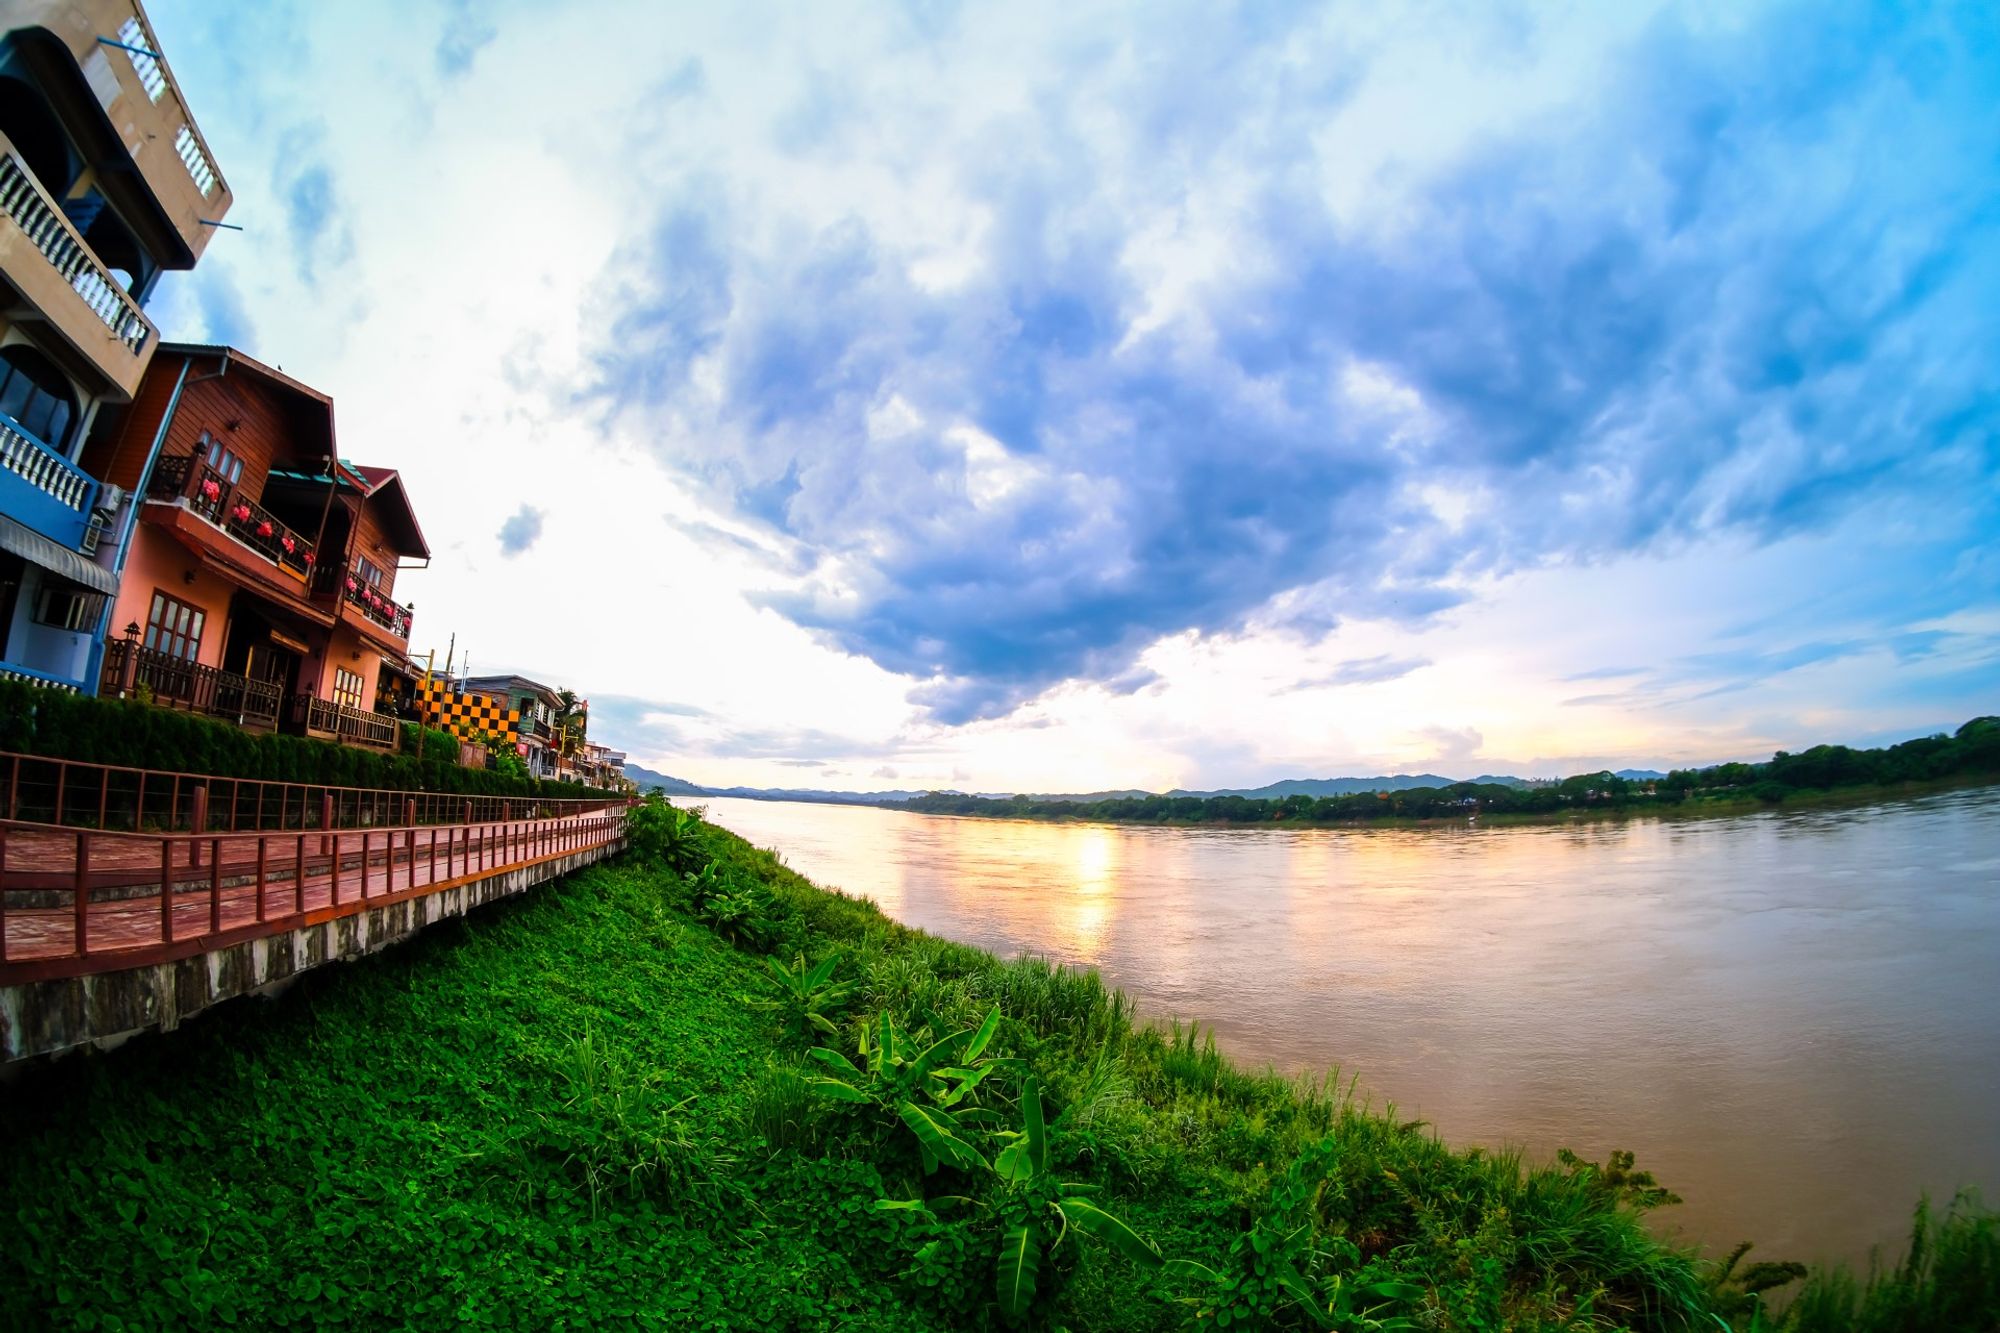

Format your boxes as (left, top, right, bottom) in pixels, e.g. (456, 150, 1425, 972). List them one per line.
(700, 787, 2000, 1268)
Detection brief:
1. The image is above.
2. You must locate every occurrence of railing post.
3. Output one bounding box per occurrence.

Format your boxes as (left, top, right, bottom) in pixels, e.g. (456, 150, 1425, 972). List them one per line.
(360, 831, 371, 900)
(72, 831, 89, 956)
(190, 785, 208, 864)
(159, 837, 172, 945)
(0, 824, 9, 962)
(405, 798, 416, 828)
(463, 800, 472, 826)
(208, 838, 221, 934)
(321, 792, 334, 856)
(295, 833, 306, 915)
(255, 835, 268, 923)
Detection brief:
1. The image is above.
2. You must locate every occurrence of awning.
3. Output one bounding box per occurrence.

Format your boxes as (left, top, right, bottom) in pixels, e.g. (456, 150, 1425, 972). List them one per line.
(0, 513, 118, 596)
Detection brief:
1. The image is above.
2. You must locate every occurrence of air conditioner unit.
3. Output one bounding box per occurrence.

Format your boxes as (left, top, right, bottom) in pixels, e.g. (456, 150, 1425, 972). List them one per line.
(93, 483, 127, 516)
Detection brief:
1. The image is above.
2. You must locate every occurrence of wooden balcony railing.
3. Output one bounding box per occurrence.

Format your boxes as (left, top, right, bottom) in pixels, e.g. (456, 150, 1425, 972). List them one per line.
(338, 564, 413, 640)
(292, 694, 399, 752)
(102, 639, 281, 730)
(156, 456, 317, 583)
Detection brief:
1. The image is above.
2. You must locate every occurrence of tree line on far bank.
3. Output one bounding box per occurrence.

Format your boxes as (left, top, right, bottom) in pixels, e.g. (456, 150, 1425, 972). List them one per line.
(898, 717, 2000, 827)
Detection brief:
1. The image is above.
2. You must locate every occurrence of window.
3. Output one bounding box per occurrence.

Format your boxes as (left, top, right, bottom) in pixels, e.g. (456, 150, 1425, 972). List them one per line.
(332, 667, 364, 711)
(32, 585, 104, 631)
(0, 345, 78, 450)
(142, 590, 204, 662)
(355, 555, 386, 589)
(203, 433, 244, 485)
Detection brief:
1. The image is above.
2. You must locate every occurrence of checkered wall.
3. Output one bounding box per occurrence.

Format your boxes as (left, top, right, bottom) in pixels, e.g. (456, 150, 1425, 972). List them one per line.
(418, 678, 521, 744)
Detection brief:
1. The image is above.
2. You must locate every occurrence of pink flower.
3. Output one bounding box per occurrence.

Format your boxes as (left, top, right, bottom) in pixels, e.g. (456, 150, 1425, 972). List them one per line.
(281, 535, 296, 554)
(200, 479, 220, 502)
(230, 503, 250, 524)
(345, 577, 358, 593)
(256, 520, 273, 539)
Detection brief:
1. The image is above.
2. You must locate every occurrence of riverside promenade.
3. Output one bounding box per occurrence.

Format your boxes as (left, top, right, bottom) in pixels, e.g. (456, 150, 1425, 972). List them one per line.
(0, 767, 629, 1063)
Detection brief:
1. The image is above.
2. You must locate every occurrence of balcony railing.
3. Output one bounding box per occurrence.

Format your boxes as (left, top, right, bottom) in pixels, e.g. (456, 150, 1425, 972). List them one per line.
(102, 639, 281, 730)
(337, 564, 413, 640)
(292, 695, 399, 752)
(0, 139, 152, 357)
(0, 410, 97, 550)
(153, 455, 316, 583)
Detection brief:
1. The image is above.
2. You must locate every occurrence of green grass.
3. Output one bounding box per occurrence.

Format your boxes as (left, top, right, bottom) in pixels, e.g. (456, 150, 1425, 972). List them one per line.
(0, 803, 1991, 1330)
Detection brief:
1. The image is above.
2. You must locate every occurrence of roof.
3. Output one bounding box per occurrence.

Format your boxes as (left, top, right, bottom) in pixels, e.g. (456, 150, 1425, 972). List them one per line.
(463, 674, 563, 704)
(159, 344, 338, 462)
(343, 464, 430, 560)
(157, 346, 429, 560)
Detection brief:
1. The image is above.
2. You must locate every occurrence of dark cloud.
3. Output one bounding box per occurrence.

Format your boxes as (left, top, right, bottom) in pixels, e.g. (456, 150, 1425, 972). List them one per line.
(586, 4, 2000, 724)
(497, 505, 544, 557)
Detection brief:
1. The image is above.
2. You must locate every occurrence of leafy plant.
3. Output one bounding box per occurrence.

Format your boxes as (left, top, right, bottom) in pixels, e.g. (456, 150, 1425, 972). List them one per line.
(807, 1007, 1013, 1174)
(1171, 1136, 1427, 1330)
(753, 951, 857, 1045)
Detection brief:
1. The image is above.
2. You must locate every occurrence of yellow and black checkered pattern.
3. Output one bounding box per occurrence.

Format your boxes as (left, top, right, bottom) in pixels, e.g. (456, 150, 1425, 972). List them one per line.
(419, 679, 521, 745)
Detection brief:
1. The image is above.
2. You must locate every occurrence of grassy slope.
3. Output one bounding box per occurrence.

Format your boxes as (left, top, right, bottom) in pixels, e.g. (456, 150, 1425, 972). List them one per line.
(0, 813, 1991, 1330)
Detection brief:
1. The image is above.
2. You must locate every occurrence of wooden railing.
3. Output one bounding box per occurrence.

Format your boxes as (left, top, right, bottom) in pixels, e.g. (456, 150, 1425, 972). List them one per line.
(102, 639, 281, 729)
(291, 694, 399, 751)
(0, 808, 628, 982)
(337, 563, 413, 640)
(0, 750, 629, 836)
(163, 457, 317, 583)
(0, 136, 153, 356)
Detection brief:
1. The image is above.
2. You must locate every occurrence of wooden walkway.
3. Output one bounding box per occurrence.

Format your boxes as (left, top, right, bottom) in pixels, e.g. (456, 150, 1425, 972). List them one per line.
(0, 810, 623, 982)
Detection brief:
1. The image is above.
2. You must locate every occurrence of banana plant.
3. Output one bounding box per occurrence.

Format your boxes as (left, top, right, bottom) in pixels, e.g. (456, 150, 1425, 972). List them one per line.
(752, 951, 856, 1044)
(990, 1075, 1164, 1322)
(806, 1006, 1014, 1174)
(877, 1074, 1167, 1325)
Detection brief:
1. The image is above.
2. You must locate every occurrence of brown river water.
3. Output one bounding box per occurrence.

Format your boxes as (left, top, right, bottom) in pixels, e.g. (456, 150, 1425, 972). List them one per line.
(701, 786, 2000, 1268)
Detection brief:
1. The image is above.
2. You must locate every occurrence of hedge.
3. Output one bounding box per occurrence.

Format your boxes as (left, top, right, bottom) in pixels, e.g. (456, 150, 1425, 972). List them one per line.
(0, 680, 610, 800)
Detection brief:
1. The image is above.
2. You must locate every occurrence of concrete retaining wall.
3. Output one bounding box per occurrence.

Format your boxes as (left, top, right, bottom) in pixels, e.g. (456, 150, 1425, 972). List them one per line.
(0, 840, 621, 1065)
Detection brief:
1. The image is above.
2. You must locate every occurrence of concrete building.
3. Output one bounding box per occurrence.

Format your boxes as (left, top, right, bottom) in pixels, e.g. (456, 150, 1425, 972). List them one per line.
(0, 0, 230, 692)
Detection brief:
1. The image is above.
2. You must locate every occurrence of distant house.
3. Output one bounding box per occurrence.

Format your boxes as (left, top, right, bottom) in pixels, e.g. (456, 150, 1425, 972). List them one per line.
(453, 673, 569, 779)
(84, 345, 429, 751)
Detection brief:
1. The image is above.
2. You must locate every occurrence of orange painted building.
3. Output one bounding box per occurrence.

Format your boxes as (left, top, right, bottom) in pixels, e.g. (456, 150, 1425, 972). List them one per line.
(78, 344, 429, 750)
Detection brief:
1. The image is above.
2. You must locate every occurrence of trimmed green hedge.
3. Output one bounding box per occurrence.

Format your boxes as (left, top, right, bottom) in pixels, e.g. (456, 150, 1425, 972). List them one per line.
(0, 680, 607, 800)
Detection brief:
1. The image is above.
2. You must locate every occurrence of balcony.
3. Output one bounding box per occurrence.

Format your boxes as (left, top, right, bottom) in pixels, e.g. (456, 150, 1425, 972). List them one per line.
(145, 453, 325, 608)
(332, 562, 413, 644)
(0, 132, 155, 397)
(101, 638, 282, 731)
(0, 408, 97, 550)
(292, 694, 399, 752)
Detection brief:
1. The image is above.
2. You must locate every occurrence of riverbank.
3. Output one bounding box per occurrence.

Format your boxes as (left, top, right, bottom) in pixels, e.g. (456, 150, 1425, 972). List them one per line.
(0, 805, 1991, 1329)
(887, 773, 2000, 833)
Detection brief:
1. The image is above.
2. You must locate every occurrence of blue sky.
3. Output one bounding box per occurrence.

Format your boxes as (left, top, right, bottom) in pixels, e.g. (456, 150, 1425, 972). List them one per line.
(142, 0, 1998, 789)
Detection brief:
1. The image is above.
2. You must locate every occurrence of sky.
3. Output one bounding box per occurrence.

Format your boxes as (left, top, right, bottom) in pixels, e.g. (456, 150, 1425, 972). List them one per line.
(139, 0, 1998, 792)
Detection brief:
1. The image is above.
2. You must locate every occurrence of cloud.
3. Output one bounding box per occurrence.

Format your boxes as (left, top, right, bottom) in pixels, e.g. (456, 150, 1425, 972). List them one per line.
(1287, 655, 1431, 691)
(273, 125, 353, 285)
(580, 2, 1999, 726)
(1417, 725, 1485, 765)
(496, 505, 545, 557)
(435, 0, 498, 78)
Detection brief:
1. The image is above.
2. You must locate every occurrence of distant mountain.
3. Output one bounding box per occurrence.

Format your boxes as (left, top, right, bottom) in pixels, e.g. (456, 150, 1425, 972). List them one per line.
(1165, 773, 1533, 799)
(698, 785, 933, 805)
(1613, 769, 1666, 781)
(621, 763, 707, 796)
(620, 767, 1542, 806)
